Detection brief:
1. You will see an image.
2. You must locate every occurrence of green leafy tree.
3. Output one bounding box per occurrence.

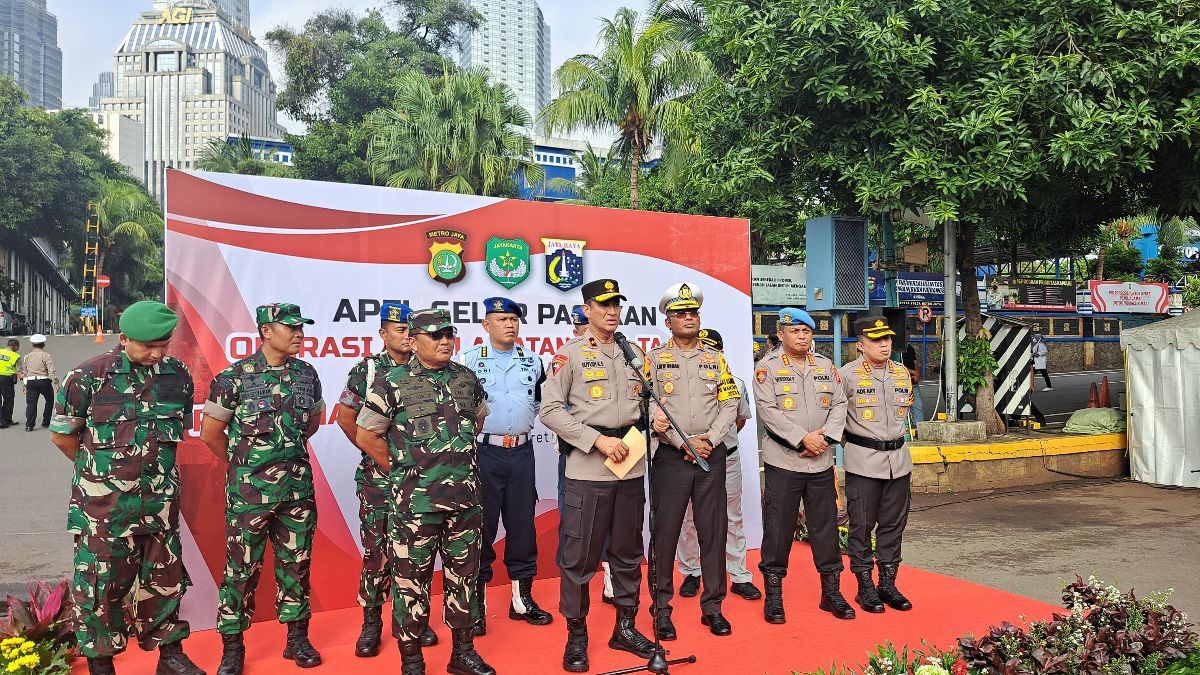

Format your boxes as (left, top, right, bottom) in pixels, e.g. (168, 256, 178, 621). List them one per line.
(1144, 216, 1192, 284)
(265, 2, 481, 183)
(364, 69, 543, 195)
(541, 7, 714, 209)
(540, 144, 616, 203)
(92, 178, 163, 305)
(697, 0, 1200, 433)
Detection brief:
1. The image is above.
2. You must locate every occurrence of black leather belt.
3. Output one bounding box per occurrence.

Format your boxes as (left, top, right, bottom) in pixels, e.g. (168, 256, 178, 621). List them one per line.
(844, 432, 906, 452)
(764, 428, 798, 451)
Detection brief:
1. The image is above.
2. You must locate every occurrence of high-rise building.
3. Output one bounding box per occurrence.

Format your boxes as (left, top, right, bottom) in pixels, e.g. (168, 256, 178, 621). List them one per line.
(89, 71, 114, 109)
(98, 3, 286, 202)
(460, 0, 551, 119)
(0, 0, 62, 108)
(89, 111, 145, 179)
(153, 0, 249, 30)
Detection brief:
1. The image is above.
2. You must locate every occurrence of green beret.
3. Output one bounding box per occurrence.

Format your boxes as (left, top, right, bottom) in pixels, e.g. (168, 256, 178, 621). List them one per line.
(119, 301, 179, 342)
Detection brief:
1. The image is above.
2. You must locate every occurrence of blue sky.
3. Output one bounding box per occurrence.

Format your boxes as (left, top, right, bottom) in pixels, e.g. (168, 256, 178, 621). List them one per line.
(51, 0, 633, 131)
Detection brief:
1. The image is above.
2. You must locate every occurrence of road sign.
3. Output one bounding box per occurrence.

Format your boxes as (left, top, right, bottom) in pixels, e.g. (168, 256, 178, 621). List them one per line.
(918, 303, 933, 323)
(80, 307, 97, 318)
(96, 275, 111, 289)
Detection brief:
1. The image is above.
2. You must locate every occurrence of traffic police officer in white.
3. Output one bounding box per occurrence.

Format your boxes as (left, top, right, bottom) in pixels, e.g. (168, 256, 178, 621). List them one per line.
(839, 317, 914, 614)
(457, 296, 552, 636)
(754, 308, 853, 624)
(675, 328, 762, 603)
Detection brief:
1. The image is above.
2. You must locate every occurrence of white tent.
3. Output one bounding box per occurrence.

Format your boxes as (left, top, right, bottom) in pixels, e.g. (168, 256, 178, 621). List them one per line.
(1120, 310, 1200, 487)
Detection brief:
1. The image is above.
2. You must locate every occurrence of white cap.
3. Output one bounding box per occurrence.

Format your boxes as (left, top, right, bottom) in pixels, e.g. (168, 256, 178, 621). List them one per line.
(30, 334, 46, 344)
(658, 282, 703, 314)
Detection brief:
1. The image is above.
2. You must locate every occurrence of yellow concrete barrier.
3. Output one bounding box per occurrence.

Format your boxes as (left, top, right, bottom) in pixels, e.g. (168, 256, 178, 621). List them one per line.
(910, 433, 1127, 465)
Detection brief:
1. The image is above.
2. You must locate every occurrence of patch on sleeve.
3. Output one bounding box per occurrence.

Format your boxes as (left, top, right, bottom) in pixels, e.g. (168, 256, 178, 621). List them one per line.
(551, 353, 569, 376)
(755, 368, 767, 384)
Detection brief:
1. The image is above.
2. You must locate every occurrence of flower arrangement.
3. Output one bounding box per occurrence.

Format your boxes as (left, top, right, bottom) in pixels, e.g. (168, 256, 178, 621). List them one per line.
(0, 581, 74, 675)
(0, 637, 69, 674)
(802, 577, 1197, 675)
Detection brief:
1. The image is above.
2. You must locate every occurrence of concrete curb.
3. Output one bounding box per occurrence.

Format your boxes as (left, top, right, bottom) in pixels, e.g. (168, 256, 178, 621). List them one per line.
(910, 433, 1127, 465)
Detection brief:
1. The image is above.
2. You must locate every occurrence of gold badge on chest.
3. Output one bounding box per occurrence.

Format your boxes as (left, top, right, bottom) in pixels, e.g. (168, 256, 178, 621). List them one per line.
(782, 397, 795, 410)
(862, 408, 875, 421)
(590, 385, 605, 399)
(664, 382, 675, 394)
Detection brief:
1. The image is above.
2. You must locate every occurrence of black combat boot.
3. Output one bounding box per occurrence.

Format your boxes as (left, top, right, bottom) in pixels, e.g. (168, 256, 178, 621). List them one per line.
(447, 628, 496, 675)
(400, 640, 426, 675)
(818, 572, 856, 620)
(563, 617, 589, 673)
(877, 562, 913, 611)
(419, 625, 439, 647)
(87, 657, 116, 675)
(854, 569, 885, 613)
(472, 579, 487, 637)
(156, 640, 205, 674)
(215, 633, 244, 675)
(762, 573, 785, 624)
(608, 605, 655, 658)
(282, 618, 322, 668)
(509, 578, 554, 625)
(355, 605, 384, 657)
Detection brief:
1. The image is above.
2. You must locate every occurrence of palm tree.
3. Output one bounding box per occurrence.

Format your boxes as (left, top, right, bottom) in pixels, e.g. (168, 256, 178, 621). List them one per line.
(540, 7, 714, 208)
(541, 144, 616, 202)
(364, 68, 543, 196)
(92, 178, 162, 296)
(1094, 216, 1141, 280)
(196, 133, 283, 176)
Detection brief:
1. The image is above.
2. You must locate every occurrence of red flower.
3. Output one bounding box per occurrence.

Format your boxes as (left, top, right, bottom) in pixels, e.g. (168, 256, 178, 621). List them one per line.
(952, 659, 969, 675)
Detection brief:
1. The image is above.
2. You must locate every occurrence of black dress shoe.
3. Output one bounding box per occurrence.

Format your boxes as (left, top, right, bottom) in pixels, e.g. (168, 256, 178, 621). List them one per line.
(678, 574, 701, 598)
(654, 611, 676, 641)
(730, 581, 762, 600)
(700, 612, 732, 636)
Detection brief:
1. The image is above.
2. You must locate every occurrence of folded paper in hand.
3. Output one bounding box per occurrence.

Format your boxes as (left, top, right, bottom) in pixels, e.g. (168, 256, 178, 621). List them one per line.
(603, 427, 647, 479)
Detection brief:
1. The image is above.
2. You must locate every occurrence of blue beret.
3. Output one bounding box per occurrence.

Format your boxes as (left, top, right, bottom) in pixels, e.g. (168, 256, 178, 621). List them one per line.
(380, 302, 412, 324)
(778, 307, 815, 329)
(570, 305, 587, 325)
(483, 296, 523, 318)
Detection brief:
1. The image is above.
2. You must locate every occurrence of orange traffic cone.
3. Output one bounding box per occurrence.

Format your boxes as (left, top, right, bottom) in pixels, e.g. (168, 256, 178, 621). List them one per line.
(94, 323, 105, 343)
(1087, 382, 1099, 408)
(1099, 376, 1111, 408)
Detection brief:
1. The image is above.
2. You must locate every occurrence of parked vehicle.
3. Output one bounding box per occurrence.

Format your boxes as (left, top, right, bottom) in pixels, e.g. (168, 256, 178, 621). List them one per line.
(10, 313, 30, 336)
(0, 304, 13, 336)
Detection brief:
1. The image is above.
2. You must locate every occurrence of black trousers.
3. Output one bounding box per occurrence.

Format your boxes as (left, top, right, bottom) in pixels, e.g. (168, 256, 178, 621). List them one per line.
(845, 472, 912, 572)
(558, 477, 645, 619)
(651, 443, 727, 615)
(759, 464, 842, 577)
(1035, 368, 1052, 388)
(25, 379, 53, 429)
(0, 374, 15, 424)
(478, 440, 538, 583)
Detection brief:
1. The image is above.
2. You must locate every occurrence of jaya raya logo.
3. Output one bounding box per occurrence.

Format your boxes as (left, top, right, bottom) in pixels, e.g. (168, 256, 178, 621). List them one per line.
(542, 238, 586, 292)
(486, 237, 530, 289)
(427, 229, 467, 286)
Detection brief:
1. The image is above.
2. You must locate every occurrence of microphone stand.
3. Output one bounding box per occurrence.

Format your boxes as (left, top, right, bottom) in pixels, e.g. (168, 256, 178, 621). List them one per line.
(601, 335, 699, 675)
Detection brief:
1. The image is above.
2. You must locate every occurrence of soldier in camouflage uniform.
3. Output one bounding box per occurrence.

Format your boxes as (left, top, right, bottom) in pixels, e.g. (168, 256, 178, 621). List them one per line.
(200, 303, 324, 674)
(335, 301, 437, 655)
(356, 309, 495, 675)
(48, 301, 204, 675)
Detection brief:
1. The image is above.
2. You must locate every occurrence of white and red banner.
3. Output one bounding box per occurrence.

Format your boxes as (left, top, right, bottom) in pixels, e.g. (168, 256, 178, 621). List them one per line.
(163, 170, 756, 629)
(1088, 280, 1171, 314)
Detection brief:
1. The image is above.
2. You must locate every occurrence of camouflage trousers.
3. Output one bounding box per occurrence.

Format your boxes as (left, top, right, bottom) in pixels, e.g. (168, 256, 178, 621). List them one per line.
(217, 498, 316, 634)
(71, 530, 191, 658)
(390, 505, 482, 643)
(358, 481, 391, 608)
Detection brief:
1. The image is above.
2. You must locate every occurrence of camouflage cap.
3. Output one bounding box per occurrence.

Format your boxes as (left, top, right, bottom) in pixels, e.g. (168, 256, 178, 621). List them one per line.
(119, 300, 179, 341)
(256, 303, 314, 326)
(409, 308, 453, 333)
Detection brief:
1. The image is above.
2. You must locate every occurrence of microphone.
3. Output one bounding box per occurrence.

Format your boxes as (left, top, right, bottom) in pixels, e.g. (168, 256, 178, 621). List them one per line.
(613, 332, 643, 369)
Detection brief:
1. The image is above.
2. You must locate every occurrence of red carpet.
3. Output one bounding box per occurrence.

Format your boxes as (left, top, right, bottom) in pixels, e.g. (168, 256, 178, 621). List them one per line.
(77, 545, 1056, 674)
